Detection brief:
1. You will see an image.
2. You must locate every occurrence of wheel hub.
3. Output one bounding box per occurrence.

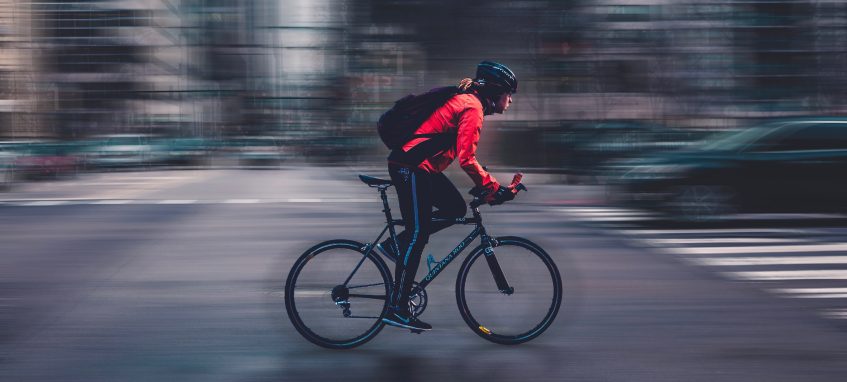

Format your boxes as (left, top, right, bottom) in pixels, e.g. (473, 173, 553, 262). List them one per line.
(330, 285, 349, 302)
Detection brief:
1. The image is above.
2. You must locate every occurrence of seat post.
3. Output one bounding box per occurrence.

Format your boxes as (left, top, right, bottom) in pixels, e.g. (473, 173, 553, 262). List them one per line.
(378, 187, 393, 223)
(379, 187, 401, 250)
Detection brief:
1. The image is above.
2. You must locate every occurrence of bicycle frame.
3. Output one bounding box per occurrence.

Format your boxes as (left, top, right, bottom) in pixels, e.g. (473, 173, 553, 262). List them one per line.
(346, 185, 513, 294)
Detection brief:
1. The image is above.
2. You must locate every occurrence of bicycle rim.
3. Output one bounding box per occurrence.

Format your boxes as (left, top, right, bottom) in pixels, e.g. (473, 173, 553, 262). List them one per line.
(285, 240, 391, 349)
(456, 237, 562, 345)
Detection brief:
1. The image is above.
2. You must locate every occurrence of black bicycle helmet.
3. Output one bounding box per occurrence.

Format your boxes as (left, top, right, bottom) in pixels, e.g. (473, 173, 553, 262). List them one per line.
(475, 61, 517, 94)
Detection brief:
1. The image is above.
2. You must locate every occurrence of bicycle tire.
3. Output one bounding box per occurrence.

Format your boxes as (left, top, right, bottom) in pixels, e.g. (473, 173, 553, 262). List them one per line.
(285, 239, 392, 349)
(456, 236, 562, 345)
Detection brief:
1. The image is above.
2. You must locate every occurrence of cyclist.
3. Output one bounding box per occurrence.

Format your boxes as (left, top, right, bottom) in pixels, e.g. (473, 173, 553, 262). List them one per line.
(379, 61, 518, 331)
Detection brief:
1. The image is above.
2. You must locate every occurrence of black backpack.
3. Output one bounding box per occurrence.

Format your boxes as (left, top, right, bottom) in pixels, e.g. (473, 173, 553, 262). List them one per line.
(377, 86, 460, 150)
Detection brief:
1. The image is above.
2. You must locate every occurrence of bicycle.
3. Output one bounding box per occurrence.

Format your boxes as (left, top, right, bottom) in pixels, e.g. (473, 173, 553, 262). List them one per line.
(284, 173, 562, 349)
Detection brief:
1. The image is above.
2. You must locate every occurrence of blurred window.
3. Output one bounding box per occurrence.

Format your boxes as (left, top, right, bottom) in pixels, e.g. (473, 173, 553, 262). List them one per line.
(786, 123, 847, 150)
(755, 123, 847, 151)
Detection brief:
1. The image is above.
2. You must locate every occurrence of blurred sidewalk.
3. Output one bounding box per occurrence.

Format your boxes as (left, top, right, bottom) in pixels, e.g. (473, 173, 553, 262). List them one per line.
(0, 166, 609, 207)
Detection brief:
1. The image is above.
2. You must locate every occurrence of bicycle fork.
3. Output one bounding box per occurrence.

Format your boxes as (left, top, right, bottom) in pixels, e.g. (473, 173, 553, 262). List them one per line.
(481, 237, 514, 295)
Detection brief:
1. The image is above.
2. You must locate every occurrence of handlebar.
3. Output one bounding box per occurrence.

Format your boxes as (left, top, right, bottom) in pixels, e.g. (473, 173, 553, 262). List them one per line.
(469, 173, 528, 208)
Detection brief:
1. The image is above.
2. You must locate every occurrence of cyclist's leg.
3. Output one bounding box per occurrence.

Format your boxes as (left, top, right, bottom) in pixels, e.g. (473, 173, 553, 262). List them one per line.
(428, 172, 467, 235)
(387, 164, 433, 310)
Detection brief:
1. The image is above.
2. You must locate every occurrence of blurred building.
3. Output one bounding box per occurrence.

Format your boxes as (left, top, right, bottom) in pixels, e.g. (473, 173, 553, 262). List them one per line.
(1, 0, 847, 165)
(0, 0, 40, 138)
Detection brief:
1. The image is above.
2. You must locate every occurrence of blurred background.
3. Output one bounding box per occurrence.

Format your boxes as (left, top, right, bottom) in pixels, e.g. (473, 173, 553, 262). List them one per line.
(4, 2, 847, 381)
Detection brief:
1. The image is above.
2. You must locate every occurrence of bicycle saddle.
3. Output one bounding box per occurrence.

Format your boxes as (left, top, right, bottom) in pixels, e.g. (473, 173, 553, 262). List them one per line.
(358, 174, 392, 187)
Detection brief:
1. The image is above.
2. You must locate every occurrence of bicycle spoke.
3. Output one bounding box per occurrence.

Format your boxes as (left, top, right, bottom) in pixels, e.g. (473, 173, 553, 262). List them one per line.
(348, 293, 387, 300)
(347, 282, 387, 289)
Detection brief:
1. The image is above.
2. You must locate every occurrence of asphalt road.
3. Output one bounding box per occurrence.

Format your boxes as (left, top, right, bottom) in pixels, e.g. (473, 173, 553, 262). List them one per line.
(2, 168, 847, 381)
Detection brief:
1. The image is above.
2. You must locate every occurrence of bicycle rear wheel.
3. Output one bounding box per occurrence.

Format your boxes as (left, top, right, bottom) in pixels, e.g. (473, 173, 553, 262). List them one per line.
(285, 239, 391, 349)
(456, 236, 562, 345)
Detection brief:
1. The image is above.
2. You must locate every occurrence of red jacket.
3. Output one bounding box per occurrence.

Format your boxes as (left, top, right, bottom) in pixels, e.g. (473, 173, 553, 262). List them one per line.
(397, 93, 500, 193)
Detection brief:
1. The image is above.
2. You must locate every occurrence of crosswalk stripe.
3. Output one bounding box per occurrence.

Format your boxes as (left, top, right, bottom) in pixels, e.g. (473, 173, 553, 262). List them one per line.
(772, 288, 847, 299)
(568, 211, 650, 217)
(727, 270, 847, 281)
(619, 228, 806, 235)
(773, 288, 847, 294)
(567, 215, 652, 222)
(669, 243, 847, 255)
(559, 208, 647, 215)
(645, 237, 808, 245)
(821, 309, 847, 319)
(689, 256, 847, 266)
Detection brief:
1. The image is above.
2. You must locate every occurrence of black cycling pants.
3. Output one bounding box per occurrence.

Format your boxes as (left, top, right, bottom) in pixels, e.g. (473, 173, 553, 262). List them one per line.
(388, 163, 466, 310)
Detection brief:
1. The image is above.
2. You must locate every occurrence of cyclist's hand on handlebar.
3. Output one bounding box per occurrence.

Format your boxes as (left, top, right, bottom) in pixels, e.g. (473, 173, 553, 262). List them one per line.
(487, 185, 516, 206)
(470, 173, 526, 207)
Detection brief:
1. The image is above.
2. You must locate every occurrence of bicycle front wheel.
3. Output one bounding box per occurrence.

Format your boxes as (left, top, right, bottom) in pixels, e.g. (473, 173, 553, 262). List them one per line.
(285, 239, 391, 349)
(456, 236, 562, 345)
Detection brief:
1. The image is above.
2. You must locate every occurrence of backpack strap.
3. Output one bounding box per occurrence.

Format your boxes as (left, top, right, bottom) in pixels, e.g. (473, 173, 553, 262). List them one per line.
(387, 131, 457, 167)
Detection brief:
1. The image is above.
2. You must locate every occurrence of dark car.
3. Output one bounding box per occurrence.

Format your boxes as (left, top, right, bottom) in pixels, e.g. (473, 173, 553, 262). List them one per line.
(549, 120, 711, 176)
(610, 118, 847, 220)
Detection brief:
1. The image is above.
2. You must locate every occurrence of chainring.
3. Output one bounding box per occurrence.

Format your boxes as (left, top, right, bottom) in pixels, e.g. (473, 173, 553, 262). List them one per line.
(408, 282, 428, 318)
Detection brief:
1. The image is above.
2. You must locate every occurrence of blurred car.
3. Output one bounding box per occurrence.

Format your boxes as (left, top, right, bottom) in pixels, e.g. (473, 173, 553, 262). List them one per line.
(159, 137, 215, 166)
(80, 134, 170, 169)
(1, 140, 82, 180)
(222, 136, 289, 167)
(547, 120, 711, 176)
(610, 118, 847, 220)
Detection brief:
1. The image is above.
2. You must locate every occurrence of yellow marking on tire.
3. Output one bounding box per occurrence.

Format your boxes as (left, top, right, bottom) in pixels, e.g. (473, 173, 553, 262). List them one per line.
(479, 326, 492, 335)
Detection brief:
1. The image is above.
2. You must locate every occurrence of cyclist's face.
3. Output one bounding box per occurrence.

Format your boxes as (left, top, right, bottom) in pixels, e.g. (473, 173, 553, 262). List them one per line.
(494, 92, 513, 114)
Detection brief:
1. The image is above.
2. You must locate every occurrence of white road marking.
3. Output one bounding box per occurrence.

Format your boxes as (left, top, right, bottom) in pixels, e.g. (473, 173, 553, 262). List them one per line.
(689, 256, 847, 266)
(821, 309, 847, 319)
(19, 200, 69, 206)
(575, 216, 654, 222)
(727, 270, 847, 281)
(157, 200, 198, 204)
(559, 207, 646, 214)
(568, 211, 651, 217)
(773, 288, 847, 294)
(618, 228, 806, 235)
(223, 199, 262, 204)
(90, 200, 132, 205)
(644, 237, 809, 245)
(669, 243, 847, 255)
(771, 288, 847, 298)
(288, 198, 323, 203)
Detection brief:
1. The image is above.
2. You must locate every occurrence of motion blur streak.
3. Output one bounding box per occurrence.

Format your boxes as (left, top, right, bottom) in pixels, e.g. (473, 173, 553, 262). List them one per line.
(3, 1, 847, 382)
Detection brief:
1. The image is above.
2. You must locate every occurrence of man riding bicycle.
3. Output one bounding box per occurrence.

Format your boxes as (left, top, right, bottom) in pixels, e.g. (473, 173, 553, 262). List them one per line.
(379, 61, 519, 331)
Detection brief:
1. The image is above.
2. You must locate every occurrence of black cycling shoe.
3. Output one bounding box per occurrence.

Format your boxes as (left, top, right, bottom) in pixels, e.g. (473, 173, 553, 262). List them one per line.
(375, 240, 399, 263)
(381, 309, 432, 331)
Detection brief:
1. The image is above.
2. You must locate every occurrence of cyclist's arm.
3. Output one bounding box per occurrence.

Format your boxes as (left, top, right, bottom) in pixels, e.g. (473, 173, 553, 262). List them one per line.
(456, 98, 500, 194)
